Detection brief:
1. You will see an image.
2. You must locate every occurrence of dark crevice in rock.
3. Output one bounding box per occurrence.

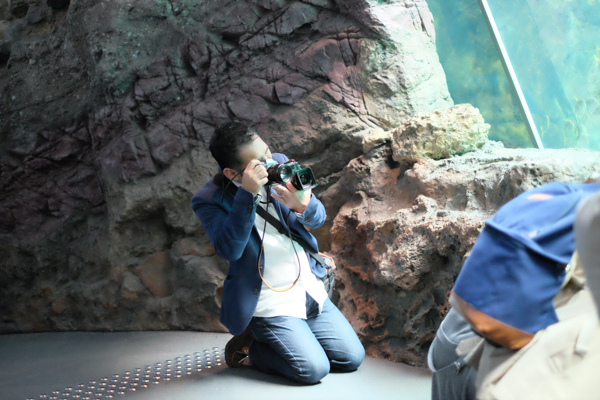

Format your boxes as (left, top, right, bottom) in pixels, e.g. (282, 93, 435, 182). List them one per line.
(93, 48, 103, 63)
(221, 31, 244, 43)
(11, 3, 29, 19)
(47, 0, 70, 11)
(292, 23, 313, 37)
(134, 110, 149, 130)
(271, 83, 281, 104)
(0, 51, 10, 68)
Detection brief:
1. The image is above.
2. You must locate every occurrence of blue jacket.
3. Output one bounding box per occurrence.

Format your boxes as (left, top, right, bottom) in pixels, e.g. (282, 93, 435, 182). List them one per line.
(191, 153, 327, 335)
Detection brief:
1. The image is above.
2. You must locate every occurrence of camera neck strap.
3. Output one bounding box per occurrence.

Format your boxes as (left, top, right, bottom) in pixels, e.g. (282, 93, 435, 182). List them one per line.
(224, 182, 329, 268)
(255, 205, 329, 268)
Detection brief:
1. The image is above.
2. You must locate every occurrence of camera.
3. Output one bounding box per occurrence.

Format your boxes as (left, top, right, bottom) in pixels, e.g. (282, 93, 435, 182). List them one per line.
(261, 159, 317, 191)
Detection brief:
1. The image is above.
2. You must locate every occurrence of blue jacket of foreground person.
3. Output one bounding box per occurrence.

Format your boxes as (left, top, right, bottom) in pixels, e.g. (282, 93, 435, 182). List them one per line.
(191, 153, 327, 336)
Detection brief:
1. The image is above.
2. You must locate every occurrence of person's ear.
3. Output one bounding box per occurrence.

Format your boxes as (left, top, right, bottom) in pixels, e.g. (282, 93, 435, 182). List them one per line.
(223, 167, 237, 181)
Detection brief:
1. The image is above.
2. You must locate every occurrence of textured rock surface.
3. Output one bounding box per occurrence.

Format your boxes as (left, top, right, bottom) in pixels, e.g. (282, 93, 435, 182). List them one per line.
(392, 103, 490, 164)
(325, 141, 600, 366)
(0, 0, 451, 332)
(362, 127, 389, 153)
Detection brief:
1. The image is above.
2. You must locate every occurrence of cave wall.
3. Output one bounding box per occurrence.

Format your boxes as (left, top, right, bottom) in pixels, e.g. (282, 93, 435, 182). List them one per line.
(0, 0, 452, 333)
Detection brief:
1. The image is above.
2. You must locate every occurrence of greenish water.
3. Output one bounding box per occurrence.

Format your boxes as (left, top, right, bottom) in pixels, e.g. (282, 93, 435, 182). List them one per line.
(486, 0, 600, 151)
(427, 0, 600, 151)
(428, 0, 531, 148)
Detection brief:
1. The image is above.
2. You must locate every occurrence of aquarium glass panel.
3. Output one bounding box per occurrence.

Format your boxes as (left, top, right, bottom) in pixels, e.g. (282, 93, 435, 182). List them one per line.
(427, 0, 531, 148)
(484, 0, 600, 151)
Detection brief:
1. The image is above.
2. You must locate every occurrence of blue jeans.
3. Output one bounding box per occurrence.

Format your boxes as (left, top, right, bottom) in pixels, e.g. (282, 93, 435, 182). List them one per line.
(248, 295, 365, 384)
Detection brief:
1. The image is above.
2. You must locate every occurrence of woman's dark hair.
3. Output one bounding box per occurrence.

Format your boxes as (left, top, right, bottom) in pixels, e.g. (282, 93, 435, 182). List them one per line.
(209, 122, 257, 171)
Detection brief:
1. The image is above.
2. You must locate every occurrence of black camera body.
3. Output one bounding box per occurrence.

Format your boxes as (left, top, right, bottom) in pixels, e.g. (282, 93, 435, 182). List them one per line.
(262, 159, 317, 191)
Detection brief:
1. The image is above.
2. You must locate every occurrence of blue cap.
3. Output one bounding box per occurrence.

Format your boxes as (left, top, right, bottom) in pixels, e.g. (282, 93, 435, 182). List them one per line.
(453, 181, 600, 334)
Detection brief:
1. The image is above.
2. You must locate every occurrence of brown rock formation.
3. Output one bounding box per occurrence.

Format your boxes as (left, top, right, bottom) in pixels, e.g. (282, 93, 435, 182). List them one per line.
(325, 140, 600, 366)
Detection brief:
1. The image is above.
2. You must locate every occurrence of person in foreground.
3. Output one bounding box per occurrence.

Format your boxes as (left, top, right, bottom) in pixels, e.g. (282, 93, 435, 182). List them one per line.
(428, 178, 600, 400)
(191, 122, 365, 384)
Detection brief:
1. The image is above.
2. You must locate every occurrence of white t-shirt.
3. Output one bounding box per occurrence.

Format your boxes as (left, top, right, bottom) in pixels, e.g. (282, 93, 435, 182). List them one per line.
(236, 184, 328, 318)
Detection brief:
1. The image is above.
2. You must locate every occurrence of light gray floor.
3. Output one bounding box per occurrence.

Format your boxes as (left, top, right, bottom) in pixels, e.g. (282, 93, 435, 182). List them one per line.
(0, 331, 431, 400)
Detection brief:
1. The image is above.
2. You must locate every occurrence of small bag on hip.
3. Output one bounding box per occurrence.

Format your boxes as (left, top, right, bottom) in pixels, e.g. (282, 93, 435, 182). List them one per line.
(317, 252, 336, 299)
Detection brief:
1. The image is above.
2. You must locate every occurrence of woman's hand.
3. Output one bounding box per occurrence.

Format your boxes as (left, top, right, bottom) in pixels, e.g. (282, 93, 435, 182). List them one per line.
(241, 159, 268, 196)
(271, 182, 311, 213)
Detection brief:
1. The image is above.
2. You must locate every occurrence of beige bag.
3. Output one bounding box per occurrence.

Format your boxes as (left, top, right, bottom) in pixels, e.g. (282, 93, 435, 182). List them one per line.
(462, 254, 600, 400)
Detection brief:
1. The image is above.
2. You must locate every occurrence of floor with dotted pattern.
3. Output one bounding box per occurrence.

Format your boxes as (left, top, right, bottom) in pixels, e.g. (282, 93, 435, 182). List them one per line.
(0, 331, 431, 400)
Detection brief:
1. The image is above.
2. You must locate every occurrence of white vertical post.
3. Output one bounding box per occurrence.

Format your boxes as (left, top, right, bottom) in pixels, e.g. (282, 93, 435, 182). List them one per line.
(478, 0, 544, 149)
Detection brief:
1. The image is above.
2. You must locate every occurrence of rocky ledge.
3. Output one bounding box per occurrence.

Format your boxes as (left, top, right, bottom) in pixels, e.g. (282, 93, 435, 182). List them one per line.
(324, 135, 600, 366)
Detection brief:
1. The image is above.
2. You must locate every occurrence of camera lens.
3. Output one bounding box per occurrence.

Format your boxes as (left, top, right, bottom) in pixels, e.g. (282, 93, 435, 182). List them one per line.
(265, 163, 291, 185)
(279, 165, 294, 183)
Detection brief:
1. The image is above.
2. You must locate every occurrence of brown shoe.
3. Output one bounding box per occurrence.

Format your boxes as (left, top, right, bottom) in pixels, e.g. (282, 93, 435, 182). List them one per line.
(225, 327, 253, 368)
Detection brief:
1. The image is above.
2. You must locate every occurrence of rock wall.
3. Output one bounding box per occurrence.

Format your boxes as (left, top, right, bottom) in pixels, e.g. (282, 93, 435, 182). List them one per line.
(325, 133, 600, 366)
(2, 0, 599, 370)
(0, 0, 451, 332)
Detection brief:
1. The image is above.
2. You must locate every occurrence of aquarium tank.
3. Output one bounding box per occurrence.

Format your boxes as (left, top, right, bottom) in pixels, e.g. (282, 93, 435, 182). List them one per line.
(427, 0, 600, 152)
